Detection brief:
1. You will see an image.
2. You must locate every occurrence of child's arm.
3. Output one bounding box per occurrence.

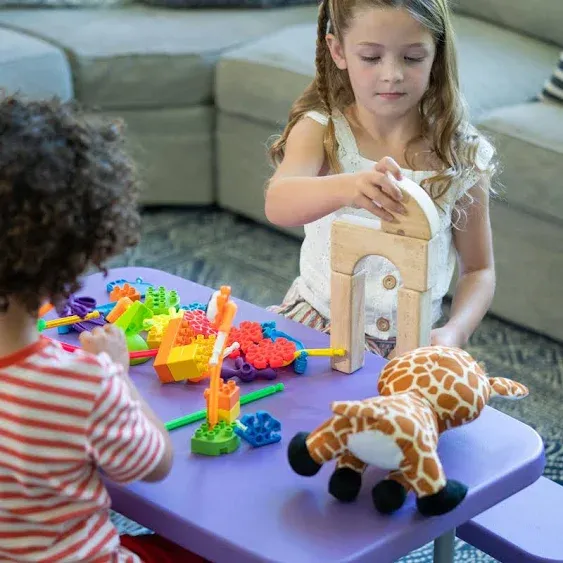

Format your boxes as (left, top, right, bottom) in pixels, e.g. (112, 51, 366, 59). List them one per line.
(265, 117, 405, 227)
(434, 180, 496, 347)
(80, 325, 173, 483)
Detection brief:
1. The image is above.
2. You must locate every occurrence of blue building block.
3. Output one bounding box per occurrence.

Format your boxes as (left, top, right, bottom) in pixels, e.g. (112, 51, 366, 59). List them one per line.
(234, 411, 281, 448)
(261, 321, 307, 374)
(181, 302, 207, 311)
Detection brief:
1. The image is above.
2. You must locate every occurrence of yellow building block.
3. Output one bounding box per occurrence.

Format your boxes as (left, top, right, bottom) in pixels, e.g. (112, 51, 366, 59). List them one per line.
(167, 343, 200, 382)
(218, 403, 240, 423)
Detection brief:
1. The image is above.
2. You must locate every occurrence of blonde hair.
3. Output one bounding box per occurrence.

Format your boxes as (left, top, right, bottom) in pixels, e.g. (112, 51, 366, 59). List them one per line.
(268, 0, 497, 206)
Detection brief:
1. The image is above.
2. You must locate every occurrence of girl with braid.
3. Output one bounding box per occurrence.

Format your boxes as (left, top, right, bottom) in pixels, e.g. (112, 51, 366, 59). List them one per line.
(265, 0, 497, 359)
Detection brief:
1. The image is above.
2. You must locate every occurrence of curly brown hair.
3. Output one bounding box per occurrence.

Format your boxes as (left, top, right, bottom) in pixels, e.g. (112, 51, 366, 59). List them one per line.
(0, 94, 141, 315)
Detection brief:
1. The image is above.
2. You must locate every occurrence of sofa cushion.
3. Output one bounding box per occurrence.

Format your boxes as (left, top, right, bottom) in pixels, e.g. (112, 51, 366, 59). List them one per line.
(0, 27, 73, 101)
(453, 0, 562, 48)
(0, 5, 316, 110)
(477, 102, 563, 223)
(540, 52, 563, 105)
(216, 15, 560, 125)
(142, 0, 313, 7)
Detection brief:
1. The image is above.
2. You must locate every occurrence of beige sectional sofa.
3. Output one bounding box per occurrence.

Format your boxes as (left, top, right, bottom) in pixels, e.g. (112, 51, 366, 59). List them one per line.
(1, 1, 561, 341)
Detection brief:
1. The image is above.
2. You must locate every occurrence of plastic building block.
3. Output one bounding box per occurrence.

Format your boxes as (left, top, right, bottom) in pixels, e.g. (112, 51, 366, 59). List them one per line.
(245, 338, 297, 370)
(106, 277, 154, 298)
(95, 302, 117, 317)
(226, 321, 264, 358)
(154, 317, 182, 383)
(110, 283, 141, 303)
(106, 297, 134, 323)
(182, 309, 217, 338)
(261, 322, 307, 374)
(234, 411, 281, 448)
(182, 302, 206, 311)
(143, 309, 185, 348)
(126, 332, 151, 366)
(113, 301, 153, 335)
(191, 421, 240, 456)
(144, 286, 180, 315)
(217, 403, 240, 423)
(167, 335, 216, 382)
(221, 357, 277, 383)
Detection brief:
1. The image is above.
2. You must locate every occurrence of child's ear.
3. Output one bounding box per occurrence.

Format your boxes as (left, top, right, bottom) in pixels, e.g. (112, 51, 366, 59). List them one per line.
(325, 33, 347, 70)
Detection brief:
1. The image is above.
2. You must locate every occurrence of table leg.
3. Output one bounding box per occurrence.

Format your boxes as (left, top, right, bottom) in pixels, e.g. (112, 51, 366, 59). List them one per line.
(433, 529, 455, 563)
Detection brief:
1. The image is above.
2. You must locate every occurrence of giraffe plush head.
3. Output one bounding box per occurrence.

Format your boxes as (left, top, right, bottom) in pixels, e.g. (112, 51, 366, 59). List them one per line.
(287, 346, 529, 516)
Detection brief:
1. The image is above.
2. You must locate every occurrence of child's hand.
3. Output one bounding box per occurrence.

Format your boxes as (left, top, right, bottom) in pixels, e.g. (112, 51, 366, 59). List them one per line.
(79, 324, 130, 373)
(346, 157, 406, 222)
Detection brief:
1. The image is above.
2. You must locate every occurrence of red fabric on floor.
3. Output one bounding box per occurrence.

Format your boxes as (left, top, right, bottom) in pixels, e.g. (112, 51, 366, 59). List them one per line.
(120, 534, 209, 563)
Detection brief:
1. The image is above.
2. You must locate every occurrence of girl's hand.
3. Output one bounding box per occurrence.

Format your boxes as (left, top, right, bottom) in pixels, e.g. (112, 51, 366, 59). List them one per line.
(79, 324, 130, 373)
(430, 324, 466, 349)
(346, 157, 407, 222)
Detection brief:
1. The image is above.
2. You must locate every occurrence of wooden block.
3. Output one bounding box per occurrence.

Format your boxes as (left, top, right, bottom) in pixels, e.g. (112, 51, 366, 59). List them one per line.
(395, 288, 432, 356)
(331, 217, 435, 292)
(380, 177, 440, 240)
(330, 269, 366, 374)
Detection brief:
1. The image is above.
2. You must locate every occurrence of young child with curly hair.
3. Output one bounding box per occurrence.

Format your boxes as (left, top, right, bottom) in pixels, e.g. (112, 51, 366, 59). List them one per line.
(0, 95, 206, 562)
(266, 0, 497, 359)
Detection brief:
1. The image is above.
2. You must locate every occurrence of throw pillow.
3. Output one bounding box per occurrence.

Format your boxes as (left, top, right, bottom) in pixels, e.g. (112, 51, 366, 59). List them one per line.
(540, 51, 563, 105)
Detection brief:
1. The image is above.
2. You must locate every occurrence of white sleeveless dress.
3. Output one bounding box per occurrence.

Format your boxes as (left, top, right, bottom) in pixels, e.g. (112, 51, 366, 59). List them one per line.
(269, 109, 493, 355)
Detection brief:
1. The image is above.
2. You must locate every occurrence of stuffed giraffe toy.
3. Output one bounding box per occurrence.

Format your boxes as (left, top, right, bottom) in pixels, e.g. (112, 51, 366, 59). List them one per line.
(287, 345, 529, 516)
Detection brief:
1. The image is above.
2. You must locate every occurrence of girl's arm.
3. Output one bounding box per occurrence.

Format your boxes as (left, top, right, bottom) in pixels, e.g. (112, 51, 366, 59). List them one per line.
(433, 180, 496, 347)
(265, 117, 348, 227)
(265, 117, 405, 227)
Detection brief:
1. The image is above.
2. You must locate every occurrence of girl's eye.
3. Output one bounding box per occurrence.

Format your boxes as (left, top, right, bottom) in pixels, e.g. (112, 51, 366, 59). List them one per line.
(405, 56, 425, 63)
(360, 56, 381, 62)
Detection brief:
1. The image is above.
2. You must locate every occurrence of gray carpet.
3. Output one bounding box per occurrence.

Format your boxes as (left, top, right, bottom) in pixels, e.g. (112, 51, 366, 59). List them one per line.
(110, 207, 563, 562)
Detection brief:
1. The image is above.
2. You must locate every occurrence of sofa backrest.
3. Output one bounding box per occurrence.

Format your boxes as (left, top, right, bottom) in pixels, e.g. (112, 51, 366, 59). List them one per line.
(452, 0, 562, 47)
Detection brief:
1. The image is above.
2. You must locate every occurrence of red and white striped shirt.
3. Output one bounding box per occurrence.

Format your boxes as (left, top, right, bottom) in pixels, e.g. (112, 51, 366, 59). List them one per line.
(0, 337, 166, 562)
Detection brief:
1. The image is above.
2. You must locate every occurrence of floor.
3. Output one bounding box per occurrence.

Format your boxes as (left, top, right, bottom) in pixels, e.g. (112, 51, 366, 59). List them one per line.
(108, 207, 563, 562)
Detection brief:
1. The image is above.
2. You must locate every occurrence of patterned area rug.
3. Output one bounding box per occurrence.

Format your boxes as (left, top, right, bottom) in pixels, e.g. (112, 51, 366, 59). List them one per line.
(109, 208, 563, 562)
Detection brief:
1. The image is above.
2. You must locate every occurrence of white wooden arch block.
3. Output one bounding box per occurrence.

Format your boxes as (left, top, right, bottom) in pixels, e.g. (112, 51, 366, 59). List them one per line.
(330, 177, 441, 373)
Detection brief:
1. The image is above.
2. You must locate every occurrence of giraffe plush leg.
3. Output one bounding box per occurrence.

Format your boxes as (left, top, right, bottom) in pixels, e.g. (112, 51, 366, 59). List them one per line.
(328, 452, 366, 502)
(400, 450, 467, 516)
(371, 470, 410, 514)
(287, 432, 322, 476)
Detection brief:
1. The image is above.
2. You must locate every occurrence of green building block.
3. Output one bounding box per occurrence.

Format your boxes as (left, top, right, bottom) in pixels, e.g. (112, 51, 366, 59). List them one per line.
(145, 286, 181, 316)
(113, 301, 153, 335)
(191, 421, 240, 456)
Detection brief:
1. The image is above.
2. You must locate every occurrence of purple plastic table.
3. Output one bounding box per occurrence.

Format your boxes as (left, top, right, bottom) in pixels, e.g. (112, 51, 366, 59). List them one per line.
(54, 267, 545, 563)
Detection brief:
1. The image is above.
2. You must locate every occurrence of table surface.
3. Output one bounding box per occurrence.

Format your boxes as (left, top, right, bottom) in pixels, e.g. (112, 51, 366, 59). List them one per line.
(54, 267, 545, 563)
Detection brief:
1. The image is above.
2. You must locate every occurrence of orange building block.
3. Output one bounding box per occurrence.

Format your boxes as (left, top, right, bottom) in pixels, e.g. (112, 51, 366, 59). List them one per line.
(204, 379, 240, 411)
(154, 317, 182, 383)
(106, 297, 134, 323)
(109, 283, 141, 303)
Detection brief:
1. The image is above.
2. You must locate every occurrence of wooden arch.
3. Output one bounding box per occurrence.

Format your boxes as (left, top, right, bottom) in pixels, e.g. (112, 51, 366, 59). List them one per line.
(330, 177, 441, 373)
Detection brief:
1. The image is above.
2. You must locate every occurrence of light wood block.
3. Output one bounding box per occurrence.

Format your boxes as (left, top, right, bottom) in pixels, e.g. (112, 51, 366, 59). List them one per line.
(396, 287, 432, 356)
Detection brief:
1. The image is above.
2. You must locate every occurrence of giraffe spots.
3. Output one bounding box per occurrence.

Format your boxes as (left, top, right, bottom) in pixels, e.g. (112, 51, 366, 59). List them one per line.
(437, 393, 459, 410)
(467, 370, 479, 389)
(422, 457, 443, 482)
(453, 405, 471, 423)
(390, 375, 414, 393)
(432, 368, 448, 383)
(443, 375, 457, 390)
(454, 382, 474, 405)
(414, 355, 429, 365)
(477, 395, 485, 411)
(418, 375, 431, 388)
(416, 433, 433, 453)
(415, 478, 434, 495)
(396, 416, 415, 437)
(428, 386, 438, 394)
(440, 356, 465, 377)
(333, 416, 354, 435)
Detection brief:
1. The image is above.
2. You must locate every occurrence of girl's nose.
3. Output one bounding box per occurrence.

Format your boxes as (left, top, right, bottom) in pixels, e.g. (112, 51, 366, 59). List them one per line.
(381, 59, 404, 83)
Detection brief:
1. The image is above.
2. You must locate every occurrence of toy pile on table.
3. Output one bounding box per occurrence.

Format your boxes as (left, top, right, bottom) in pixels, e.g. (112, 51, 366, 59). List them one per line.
(40, 277, 342, 456)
